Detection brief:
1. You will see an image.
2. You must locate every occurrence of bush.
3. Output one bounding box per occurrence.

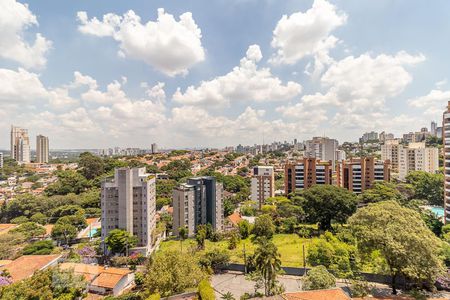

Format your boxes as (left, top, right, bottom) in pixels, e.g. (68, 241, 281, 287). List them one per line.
(22, 240, 54, 255)
(199, 249, 230, 273)
(198, 279, 215, 300)
(146, 293, 160, 300)
(302, 266, 336, 291)
(350, 279, 373, 297)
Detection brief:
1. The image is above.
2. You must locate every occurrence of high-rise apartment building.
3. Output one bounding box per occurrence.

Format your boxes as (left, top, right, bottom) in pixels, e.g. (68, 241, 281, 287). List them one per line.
(336, 157, 390, 194)
(431, 121, 437, 136)
(250, 166, 275, 209)
(0, 153, 3, 169)
(443, 101, 450, 223)
(305, 137, 339, 168)
(382, 140, 439, 180)
(151, 143, 158, 154)
(284, 158, 332, 195)
(10, 126, 30, 163)
(36, 135, 49, 163)
(360, 131, 378, 143)
(173, 176, 223, 236)
(397, 143, 439, 180)
(101, 167, 156, 254)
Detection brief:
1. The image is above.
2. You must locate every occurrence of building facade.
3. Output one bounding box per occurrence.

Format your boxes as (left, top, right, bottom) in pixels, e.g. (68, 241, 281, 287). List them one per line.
(336, 157, 390, 194)
(284, 158, 332, 195)
(250, 166, 275, 209)
(101, 167, 156, 254)
(0, 152, 3, 168)
(10, 125, 30, 163)
(36, 135, 49, 163)
(173, 176, 224, 236)
(151, 143, 158, 154)
(444, 101, 450, 223)
(398, 142, 439, 180)
(382, 140, 439, 180)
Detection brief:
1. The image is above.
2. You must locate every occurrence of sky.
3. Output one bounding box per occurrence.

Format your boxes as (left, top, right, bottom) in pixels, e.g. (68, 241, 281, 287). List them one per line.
(1, 0, 450, 149)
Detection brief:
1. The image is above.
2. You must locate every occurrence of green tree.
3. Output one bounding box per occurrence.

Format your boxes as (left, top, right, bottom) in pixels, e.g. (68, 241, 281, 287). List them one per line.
(144, 251, 208, 297)
(0, 267, 86, 299)
(51, 221, 78, 245)
(105, 229, 138, 254)
(78, 152, 105, 180)
(238, 220, 252, 239)
(156, 197, 171, 210)
(300, 185, 357, 231)
(302, 265, 336, 291)
(307, 232, 357, 278)
(228, 230, 240, 250)
(359, 182, 405, 204)
(252, 214, 275, 240)
(178, 226, 188, 252)
(196, 225, 207, 250)
(45, 170, 91, 196)
(348, 201, 445, 294)
(254, 238, 283, 296)
(10, 216, 29, 224)
(223, 198, 235, 218)
(22, 240, 54, 255)
(10, 222, 46, 240)
(406, 171, 444, 206)
(199, 249, 230, 273)
(30, 212, 47, 225)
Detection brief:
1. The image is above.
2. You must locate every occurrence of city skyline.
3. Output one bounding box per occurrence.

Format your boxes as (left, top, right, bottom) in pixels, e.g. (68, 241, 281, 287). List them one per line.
(1, 0, 450, 149)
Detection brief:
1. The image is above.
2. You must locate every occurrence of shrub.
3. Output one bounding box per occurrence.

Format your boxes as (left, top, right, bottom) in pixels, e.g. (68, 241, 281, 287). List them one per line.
(198, 279, 215, 300)
(302, 266, 336, 291)
(22, 240, 54, 255)
(350, 279, 374, 297)
(147, 293, 160, 300)
(199, 249, 230, 273)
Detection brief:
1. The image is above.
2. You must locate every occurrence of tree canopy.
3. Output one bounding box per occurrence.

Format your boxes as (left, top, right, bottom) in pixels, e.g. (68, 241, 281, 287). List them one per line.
(348, 201, 445, 294)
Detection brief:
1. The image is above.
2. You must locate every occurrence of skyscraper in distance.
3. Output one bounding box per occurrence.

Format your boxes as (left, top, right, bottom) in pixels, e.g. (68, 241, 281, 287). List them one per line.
(36, 134, 49, 163)
(10, 125, 30, 163)
(443, 102, 450, 224)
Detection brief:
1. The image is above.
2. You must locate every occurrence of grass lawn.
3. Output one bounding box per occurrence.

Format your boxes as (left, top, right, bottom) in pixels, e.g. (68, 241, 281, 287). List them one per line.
(158, 234, 317, 267)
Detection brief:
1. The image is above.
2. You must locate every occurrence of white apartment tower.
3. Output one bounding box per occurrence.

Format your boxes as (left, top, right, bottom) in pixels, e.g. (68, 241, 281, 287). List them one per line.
(101, 167, 156, 254)
(305, 137, 339, 168)
(0, 153, 3, 168)
(382, 140, 439, 180)
(443, 102, 450, 223)
(251, 166, 275, 209)
(36, 135, 49, 163)
(10, 126, 30, 163)
(173, 177, 224, 237)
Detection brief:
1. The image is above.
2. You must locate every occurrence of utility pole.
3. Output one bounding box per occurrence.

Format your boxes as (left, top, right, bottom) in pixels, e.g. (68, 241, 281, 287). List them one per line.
(302, 244, 306, 276)
(243, 243, 247, 274)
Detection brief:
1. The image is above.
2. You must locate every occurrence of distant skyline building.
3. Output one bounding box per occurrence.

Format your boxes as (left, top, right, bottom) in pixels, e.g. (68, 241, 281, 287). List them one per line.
(336, 157, 390, 194)
(36, 134, 49, 163)
(250, 166, 275, 209)
(151, 143, 158, 154)
(359, 131, 378, 143)
(304, 137, 339, 168)
(101, 167, 156, 254)
(284, 158, 333, 195)
(10, 125, 30, 163)
(173, 176, 224, 237)
(444, 102, 450, 224)
(431, 121, 437, 136)
(0, 152, 3, 168)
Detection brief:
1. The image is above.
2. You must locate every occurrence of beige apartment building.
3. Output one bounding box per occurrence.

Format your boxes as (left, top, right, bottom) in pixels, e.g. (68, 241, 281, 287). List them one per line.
(36, 134, 49, 163)
(284, 158, 332, 195)
(336, 157, 390, 194)
(443, 101, 450, 224)
(250, 166, 275, 209)
(101, 167, 156, 255)
(10, 125, 30, 163)
(381, 140, 438, 180)
(173, 177, 224, 237)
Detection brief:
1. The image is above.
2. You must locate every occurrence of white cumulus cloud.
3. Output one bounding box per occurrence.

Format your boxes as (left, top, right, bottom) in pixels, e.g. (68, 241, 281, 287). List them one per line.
(77, 8, 205, 76)
(173, 44, 302, 107)
(270, 0, 347, 76)
(0, 0, 52, 69)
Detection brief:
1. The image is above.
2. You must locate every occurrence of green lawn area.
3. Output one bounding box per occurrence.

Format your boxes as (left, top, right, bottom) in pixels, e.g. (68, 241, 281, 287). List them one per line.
(158, 234, 318, 267)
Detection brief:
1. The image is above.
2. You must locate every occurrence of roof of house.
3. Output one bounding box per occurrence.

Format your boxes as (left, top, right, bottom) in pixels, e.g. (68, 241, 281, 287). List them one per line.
(86, 218, 100, 225)
(60, 263, 132, 289)
(283, 289, 351, 300)
(228, 212, 242, 226)
(1, 255, 61, 282)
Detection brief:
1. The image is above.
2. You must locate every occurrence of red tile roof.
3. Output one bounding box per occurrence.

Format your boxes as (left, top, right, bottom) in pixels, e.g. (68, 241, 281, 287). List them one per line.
(1, 255, 61, 282)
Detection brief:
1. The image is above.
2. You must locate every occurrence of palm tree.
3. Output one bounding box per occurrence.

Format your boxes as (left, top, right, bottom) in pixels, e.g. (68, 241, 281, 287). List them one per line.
(178, 226, 188, 252)
(221, 292, 235, 300)
(254, 238, 282, 296)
